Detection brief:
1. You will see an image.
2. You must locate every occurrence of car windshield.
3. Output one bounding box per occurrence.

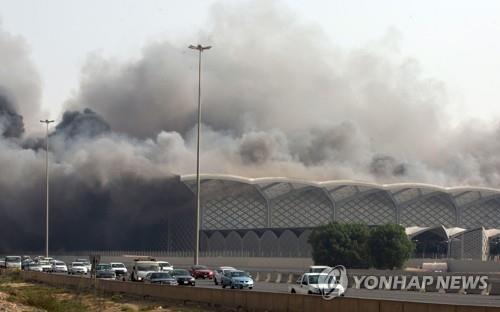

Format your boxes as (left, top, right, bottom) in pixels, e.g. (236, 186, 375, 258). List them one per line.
(158, 262, 171, 267)
(193, 265, 208, 270)
(39, 261, 50, 265)
(55, 262, 65, 266)
(151, 272, 172, 279)
(173, 269, 189, 276)
(111, 263, 125, 268)
(137, 264, 159, 272)
(230, 271, 248, 277)
(97, 264, 111, 270)
(72, 263, 84, 267)
(6, 256, 21, 262)
(308, 274, 321, 284)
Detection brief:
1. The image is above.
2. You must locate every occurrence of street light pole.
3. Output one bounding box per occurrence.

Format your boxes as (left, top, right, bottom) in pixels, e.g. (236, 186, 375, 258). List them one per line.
(189, 44, 211, 265)
(40, 119, 54, 258)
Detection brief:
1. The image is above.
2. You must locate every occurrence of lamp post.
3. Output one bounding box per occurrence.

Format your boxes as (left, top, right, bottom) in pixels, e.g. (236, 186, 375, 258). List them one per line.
(189, 44, 211, 265)
(40, 119, 54, 258)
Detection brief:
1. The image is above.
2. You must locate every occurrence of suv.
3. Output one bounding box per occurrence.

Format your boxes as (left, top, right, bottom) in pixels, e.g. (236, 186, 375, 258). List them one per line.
(110, 262, 128, 276)
(131, 258, 160, 282)
(213, 266, 236, 285)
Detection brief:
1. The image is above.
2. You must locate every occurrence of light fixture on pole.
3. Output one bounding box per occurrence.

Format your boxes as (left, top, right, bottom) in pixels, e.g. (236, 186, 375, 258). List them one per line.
(40, 119, 55, 258)
(189, 44, 211, 265)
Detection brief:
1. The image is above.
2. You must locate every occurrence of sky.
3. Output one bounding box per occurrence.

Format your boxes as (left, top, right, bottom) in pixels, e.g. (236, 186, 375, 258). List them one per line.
(1, 0, 500, 124)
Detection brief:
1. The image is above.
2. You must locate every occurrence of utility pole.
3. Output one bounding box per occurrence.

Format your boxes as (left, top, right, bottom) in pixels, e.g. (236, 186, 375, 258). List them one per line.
(40, 119, 54, 258)
(189, 44, 211, 265)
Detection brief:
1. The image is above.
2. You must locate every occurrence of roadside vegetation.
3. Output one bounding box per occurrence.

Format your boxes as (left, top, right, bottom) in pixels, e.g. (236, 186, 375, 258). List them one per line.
(308, 223, 414, 269)
(0, 270, 217, 312)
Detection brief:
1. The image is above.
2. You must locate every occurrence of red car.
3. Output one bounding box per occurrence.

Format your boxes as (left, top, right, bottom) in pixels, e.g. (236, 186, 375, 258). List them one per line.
(190, 265, 213, 279)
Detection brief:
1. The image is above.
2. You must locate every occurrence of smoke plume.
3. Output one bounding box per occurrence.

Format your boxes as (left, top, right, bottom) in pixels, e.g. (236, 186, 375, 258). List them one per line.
(2, 1, 500, 252)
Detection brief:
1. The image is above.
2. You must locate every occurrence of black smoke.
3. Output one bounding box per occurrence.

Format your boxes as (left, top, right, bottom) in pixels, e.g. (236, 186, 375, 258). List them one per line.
(53, 108, 110, 139)
(0, 92, 24, 138)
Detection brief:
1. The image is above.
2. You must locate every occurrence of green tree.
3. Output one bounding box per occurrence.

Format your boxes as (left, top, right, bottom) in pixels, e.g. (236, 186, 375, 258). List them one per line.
(308, 222, 370, 268)
(368, 224, 414, 269)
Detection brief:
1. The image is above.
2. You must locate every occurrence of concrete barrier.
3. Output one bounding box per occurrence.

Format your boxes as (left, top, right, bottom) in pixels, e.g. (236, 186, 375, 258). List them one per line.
(19, 271, 500, 312)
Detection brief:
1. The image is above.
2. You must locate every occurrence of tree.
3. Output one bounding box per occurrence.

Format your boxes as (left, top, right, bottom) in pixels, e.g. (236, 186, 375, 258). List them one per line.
(308, 222, 370, 268)
(368, 224, 414, 269)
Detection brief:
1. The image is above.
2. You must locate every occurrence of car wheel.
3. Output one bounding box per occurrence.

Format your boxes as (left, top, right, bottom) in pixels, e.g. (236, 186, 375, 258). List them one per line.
(291, 289, 296, 294)
(249, 287, 253, 290)
(230, 283, 234, 289)
(239, 285, 243, 289)
(222, 284, 226, 289)
(214, 278, 218, 285)
(307, 291, 313, 294)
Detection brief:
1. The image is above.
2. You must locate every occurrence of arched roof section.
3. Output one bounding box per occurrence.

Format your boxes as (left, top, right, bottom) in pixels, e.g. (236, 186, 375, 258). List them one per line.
(407, 225, 448, 240)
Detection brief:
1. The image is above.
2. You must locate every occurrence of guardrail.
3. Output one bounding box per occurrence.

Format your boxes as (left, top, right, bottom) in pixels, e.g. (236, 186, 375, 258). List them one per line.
(19, 271, 500, 312)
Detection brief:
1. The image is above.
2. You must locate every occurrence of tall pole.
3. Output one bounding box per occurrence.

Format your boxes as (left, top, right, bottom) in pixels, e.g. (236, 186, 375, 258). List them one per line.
(189, 44, 211, 265)
(40, 119, 54, 258)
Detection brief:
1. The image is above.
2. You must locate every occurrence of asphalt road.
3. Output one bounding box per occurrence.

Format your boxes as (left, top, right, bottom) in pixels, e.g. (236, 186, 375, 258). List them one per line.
(193, 279, 500, 307)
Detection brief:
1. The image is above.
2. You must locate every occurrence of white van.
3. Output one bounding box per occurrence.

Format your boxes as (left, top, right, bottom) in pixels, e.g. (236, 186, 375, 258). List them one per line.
(5, 256, 22, 269)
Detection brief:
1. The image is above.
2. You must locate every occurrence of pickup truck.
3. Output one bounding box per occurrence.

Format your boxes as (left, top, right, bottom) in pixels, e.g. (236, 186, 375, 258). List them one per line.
(288, 273, 345, 296)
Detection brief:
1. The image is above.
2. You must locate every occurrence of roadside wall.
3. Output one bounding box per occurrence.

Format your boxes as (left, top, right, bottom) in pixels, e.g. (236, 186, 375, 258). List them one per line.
(20, 271, 500, 312)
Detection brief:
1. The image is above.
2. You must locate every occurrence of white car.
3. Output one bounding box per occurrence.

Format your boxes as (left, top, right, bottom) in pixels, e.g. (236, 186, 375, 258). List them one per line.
(289, 273, 345, 296)
(157, 261, 173, 272)
(4, 256, 22, 269)
(51, 261, 68, 273)
(110, 262, 128, 276)
(75, 259, 91, 273)
(213, 266, 236, 285)
(27, 262, 43, 272)
(37, 260, 53, 272)
(69, 262, 88, 275)
(131, 260, 160, 282)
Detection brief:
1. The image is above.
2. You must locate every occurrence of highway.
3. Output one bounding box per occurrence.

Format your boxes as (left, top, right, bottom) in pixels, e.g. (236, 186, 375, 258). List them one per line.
(193, 279, 500, 307)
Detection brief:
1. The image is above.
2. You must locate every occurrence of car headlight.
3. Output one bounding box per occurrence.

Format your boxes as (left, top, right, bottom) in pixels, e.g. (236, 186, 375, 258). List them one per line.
(138, 277, 142, 280)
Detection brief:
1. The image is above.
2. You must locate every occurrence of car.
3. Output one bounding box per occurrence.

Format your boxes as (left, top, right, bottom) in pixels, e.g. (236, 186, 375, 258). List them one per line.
(27, 262, 43, 272)
(110, 262, 128, 276)
(213, 266, 236, 285)
(0, 258, 5, 268)
(51, 261, 68, 273)
(157, 261, 173, 272)
(171, 269, 195, 286)
(221, 270, 253, 289)
(4, 256, 22, 269)
(95, 263, 116, 279)
(288, 273, 345, 296)
(131, 259, 160, 282)
(143, 272, 178, 285)
(68, 262, 88, 275)
(36, 260, 53, 272)
(76, 259, 92, 273)
(190, 265, 213, 279)
(21, 258, 32, 270)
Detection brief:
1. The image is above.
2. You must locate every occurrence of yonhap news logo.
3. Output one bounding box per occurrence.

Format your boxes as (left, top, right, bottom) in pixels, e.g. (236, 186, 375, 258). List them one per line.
(352, 275, 488, 291)
(319, 266, 349, 300)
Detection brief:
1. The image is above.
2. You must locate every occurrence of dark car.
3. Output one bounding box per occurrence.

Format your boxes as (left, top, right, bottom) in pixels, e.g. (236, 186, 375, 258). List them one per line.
(95, 263, 116, 279)
(190, 265, 213, 279)
(171, 269, 195, 286)
(144, 272, 178, 285)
